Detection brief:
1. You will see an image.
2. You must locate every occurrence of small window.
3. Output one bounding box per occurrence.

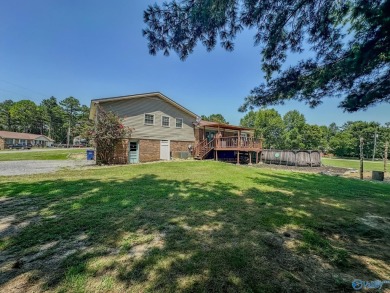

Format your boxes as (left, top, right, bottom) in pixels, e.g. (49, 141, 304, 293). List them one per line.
(130, 142, 137, 151)
(176, 118, 183, 128)
(144, 113, 155, 125)
(162, 116, 170, 127)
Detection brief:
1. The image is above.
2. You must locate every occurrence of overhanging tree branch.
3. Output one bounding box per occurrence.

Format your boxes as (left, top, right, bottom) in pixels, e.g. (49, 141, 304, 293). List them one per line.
(143, 0, 390, 112)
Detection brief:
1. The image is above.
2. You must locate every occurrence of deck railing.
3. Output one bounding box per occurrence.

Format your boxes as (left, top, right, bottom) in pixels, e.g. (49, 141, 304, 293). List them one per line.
(193, 138, 215, 159)
(216, 136, 262, 149)
(193, 136, 262, 159)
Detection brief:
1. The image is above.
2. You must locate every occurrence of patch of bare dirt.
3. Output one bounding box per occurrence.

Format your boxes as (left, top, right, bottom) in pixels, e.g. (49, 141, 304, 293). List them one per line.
(0, 216, 41, 239)
(254, 163, 390, 183)
(0, 233, 89, 292)
(258, 230, 354, 292)
(344, 171, 390, 182)
(0, 197, 43, 239)
(254, 162, 350, 175)
(360, 213, 390, 233)
(128, 232, 166, 258)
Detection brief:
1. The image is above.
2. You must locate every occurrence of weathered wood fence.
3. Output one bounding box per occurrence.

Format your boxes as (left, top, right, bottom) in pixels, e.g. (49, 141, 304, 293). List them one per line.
(261, 150, 321, 167)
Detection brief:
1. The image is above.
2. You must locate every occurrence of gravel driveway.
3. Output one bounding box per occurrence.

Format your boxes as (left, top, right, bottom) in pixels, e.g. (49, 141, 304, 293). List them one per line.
(0, 160, 95, 176)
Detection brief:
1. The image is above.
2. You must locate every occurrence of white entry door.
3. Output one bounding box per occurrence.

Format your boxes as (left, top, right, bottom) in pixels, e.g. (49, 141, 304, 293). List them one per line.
(129, 141, 139, 164)
(160, 140, 170, 160)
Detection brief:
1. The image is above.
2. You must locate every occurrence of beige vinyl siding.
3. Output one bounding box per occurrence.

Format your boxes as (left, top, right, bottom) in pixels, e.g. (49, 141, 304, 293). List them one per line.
(100, 96, 196, 141)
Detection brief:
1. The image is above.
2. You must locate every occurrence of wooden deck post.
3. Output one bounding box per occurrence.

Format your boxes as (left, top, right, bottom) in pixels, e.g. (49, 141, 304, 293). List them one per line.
(256, 152, 259, 164)
(249, 152, 252, 165)
(236, 151, 240, 165)
(215, 150, 218, 161)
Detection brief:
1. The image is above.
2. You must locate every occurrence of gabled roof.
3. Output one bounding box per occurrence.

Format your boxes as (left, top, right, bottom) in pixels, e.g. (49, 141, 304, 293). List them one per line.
(89, 92, 199, 120)
(0, 131, 54, 141)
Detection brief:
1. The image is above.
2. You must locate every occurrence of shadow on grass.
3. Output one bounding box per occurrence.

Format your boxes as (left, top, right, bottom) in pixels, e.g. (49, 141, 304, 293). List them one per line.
(0, 170, 389, 292)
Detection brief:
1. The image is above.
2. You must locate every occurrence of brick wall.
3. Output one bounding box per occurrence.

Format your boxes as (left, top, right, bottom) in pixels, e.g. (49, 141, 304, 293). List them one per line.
(171, 140, 194, 159)
(139, 139, 160, 162)
(111, 139, 195, 164)
(112, 139, 129, 164)
(0, 138, 4, 150)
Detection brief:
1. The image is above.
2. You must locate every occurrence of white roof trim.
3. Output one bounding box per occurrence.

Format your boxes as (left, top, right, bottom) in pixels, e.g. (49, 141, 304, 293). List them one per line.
(89, 92, 199, 120)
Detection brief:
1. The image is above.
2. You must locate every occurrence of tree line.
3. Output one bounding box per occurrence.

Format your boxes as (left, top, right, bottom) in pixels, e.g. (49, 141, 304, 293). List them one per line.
(240, 109, 390, 158)
(0, 97, 90, 145)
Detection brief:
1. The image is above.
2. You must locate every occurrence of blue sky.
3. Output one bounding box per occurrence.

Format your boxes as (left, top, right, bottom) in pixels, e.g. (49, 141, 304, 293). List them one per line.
(0, 0, 389, 126)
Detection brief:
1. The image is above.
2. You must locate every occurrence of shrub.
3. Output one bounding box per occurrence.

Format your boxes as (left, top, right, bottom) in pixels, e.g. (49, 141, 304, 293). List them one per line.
(91, 107, 132, 164)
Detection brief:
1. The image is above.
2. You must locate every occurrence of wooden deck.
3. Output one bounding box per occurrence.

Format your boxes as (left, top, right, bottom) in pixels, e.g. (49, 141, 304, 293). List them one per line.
(216, 136, 262, 151)
(193, 136, 263, 163)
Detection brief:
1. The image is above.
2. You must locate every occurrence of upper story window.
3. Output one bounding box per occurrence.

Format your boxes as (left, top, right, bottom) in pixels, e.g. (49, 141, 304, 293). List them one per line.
(144, 113, 155, 125)
(162, 116, 170, 127)
(175, 118, 183, 128)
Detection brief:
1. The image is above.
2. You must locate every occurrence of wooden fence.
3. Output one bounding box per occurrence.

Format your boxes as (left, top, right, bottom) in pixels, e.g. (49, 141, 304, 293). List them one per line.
(261, 150, 321, 167)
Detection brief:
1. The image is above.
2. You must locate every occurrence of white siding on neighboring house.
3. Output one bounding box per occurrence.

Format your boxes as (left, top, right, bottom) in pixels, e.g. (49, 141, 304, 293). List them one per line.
(99, 95, 196, 141)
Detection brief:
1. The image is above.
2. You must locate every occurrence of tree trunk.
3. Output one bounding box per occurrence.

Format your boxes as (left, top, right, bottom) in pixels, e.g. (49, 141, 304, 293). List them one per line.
(385, 141, 388, 174)
(48, 118, 52, 138)
(67, 121, 71, 148)
(359, 137, 364, 180)
(7, 115, 12, 131)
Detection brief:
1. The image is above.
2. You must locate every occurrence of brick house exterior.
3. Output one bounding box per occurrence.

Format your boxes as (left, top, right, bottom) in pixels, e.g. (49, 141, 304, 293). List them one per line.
(90, 92, 198, 164)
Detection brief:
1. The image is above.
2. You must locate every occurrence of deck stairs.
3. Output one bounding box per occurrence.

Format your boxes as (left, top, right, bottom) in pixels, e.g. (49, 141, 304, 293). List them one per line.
(193, 139, 215, 160)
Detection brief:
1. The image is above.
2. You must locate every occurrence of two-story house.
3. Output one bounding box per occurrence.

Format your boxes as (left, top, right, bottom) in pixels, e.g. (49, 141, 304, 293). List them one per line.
(89, 92, 198, 163)
(89, 92, 263, 164)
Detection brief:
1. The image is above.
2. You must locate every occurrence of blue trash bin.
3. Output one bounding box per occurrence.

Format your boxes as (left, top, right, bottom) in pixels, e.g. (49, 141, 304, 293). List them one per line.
(86, 150, 95, 160)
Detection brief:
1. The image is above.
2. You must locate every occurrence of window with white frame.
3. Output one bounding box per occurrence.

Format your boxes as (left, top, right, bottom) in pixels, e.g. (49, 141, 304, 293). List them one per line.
(175, 118, 183, 128)
(144, 113, 155, 125)
(162, 116, 170, 127)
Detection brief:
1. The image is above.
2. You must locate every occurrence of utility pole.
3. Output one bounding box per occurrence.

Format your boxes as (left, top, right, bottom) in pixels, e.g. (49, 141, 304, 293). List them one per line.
(66, 125, 71, 148)
(385, 141, 388, 174)
(360, 137, 364, 180)
(372, 129, 378, 161)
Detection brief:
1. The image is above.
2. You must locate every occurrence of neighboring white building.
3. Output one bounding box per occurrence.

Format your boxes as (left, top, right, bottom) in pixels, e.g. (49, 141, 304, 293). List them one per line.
(0, 131, 54, 150)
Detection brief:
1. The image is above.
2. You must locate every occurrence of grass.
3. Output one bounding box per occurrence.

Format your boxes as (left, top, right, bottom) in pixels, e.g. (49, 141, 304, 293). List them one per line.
(0, 161, 389, 292)
(0, 149, 86, 161)
(322, 157, 390, 172)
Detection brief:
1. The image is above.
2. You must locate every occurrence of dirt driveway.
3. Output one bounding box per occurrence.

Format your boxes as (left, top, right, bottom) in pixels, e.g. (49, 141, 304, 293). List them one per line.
(0, 160, 95, 176)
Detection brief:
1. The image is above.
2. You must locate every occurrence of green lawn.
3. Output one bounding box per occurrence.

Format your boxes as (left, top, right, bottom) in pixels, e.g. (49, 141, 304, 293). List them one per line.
(0, 149, 86, 161)
(322, 157, 390, 172)
(0, 161, 389, 292)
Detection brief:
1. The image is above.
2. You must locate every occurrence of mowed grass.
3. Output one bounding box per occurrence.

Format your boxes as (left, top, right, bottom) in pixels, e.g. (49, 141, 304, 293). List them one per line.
(322, 157, 390, 172)
(0, 149, 86, 161)
(0, 161, 389, 292)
